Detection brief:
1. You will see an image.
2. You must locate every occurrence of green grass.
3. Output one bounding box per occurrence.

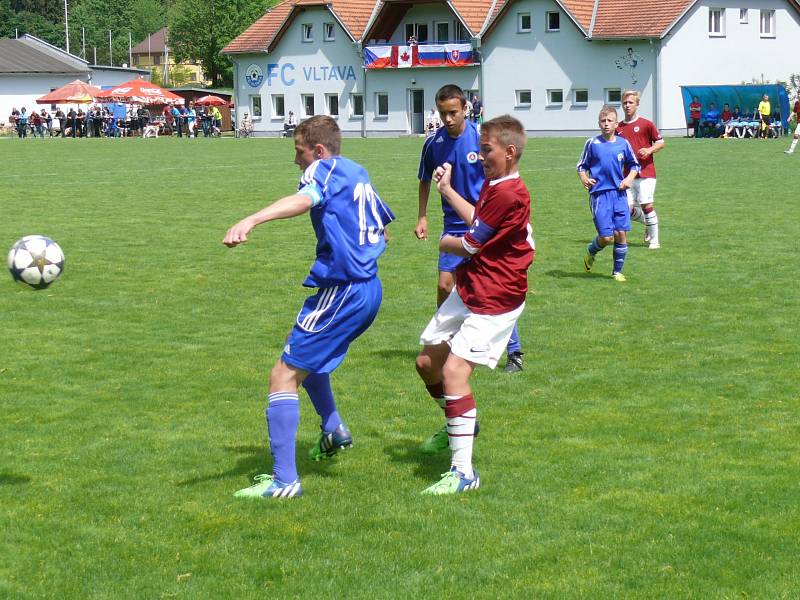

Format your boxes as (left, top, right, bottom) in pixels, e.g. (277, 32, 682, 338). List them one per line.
(1, 134, 799, 599)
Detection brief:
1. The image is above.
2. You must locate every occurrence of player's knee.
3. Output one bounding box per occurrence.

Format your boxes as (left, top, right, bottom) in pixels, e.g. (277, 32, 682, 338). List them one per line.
(415, 353, 433, 377)
(600, 235, 614, 246)
(642, 203, 655, 214)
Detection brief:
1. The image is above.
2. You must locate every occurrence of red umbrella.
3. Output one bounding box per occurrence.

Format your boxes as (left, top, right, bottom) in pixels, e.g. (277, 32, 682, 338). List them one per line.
(195, 95, 228, 106)
(36, 80, 102, 104)
(95, 79, 184, 106)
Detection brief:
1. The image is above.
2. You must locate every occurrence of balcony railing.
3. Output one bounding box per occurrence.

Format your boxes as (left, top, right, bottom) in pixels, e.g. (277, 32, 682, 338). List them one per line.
(364, 43, 479, 69)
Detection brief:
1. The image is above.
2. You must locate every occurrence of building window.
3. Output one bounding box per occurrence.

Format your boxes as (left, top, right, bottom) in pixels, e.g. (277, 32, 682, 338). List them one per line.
(326, 94, 339, 117)
(739, 8, 748, 24)
(546, 11, 560, 32)
(708, 8, 725, 36)
(547, 89, 563, 106)
(605, 88, 621, 105)
(302, 94, 315, 117)
(351, 93, 364, 117)
(515, 89, 532, 107)
(272, 94, 285, 118)
(153, 55, 160, 65)
(404, 23, 428, 43)
(302, 23, 313, 42)
(760, 10, 775, 37)
(573, 89, 588, 106)
(518, 13, 532, 33)
(436, 21, 450, 43)
(250, 95, 262, 118)
(324, 22, 335, 41)
(376, 93, 389, 117)
(454, 21, 468, 42)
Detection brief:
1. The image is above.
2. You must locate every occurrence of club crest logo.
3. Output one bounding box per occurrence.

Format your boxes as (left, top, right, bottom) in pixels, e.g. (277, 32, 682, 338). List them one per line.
(245, 64, 264, 88)
(634, 126, 641, 133)
(466, 151, 479, 163)
(617, 152, 624, 162)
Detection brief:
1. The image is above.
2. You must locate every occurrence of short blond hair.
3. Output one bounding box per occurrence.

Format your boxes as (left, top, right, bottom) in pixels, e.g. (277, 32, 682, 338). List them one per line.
(598, 105, 618, 120)
(622, 90, 641, 103)
(480, 115, 527, 160)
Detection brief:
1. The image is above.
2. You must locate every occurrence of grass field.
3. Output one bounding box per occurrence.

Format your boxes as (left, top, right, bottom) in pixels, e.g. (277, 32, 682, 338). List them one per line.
(2, 132, 799, 599)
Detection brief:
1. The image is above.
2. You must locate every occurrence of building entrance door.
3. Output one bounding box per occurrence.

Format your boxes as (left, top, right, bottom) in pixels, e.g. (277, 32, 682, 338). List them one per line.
(410, 89, 424, 134)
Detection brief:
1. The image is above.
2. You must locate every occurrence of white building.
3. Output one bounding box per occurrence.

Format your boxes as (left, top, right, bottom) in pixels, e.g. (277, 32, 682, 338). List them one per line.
(0, 35, 149, 124)
(223, 0, 800, 136)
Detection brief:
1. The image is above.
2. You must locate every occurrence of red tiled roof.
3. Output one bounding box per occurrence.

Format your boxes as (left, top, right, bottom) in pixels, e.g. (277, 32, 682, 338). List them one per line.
(451, 0, 495, 35)
(558, 0, 593, 32)
(591, 0, 694, 38)
(223, 1, 293, 53)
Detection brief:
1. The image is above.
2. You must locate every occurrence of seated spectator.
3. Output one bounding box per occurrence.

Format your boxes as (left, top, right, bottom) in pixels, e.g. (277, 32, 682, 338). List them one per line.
(239, 112, 253, 137)
(689, 96, 702, 138)
(724, 105, 742, 138)
(701, 103, 721, 137)
(9, 107, 19, 131)
(719, 103, 732, 137)
(283, 110, 297, 137)
(425, 107, 441, 136)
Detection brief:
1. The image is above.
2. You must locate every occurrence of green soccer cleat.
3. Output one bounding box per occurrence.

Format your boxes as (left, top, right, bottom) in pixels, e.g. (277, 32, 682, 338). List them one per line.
(233, 474, 303, 499)
(583, 252, 595, 272)
(421, 468, 480, 495)
(308, 424, 353, 461)
(419, 425, 449, 455)
(612, 272, 627, 282)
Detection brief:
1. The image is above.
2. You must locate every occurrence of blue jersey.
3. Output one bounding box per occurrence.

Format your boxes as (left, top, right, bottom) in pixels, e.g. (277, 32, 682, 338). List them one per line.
(418, 120, 484, 232)
(576, 135, 640, 195)
(297, 156, 395, 288)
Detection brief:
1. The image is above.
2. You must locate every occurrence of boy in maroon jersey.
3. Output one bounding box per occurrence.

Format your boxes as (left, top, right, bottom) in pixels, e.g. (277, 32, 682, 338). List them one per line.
(617, 90, 665, 249)
(785, 95, 800, 154)
(414, 115, 535, 495)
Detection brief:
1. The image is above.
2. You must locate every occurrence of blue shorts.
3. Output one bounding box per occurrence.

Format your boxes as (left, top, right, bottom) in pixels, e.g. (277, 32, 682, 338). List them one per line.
(590, 190, 630, 237)
(281, 277, 382, 374)
(438, 229, 468, 272)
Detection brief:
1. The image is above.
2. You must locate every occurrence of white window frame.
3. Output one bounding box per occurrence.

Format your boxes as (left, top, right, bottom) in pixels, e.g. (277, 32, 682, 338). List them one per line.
(739, 8, 748, 24)
(301, 94, 315, 117)
(546, 89, 563, 106)
(605, 88, 621, 105)
(302, 23, 313, 43)
(271, 94, 285, 119)
(250, 95, 262, 118)
(760, 9, 776, 38)
(350, 93, 364, 118)
(454, 21, 468, 42)
(546, 11, 560, 32)
(375, 92, 389, 118)
(435, 21, 450, 43)
(573, 89, 588, 106)
(515, 89, 532, 107)
(518, 13, 532, 33)
(708, 8, 725, 37)
(326, 93, 339, 117)
(323, 22, 335, 41)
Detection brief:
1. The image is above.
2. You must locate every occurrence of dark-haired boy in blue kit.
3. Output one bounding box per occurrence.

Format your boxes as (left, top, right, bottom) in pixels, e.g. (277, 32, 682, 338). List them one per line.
(577, 105, 640, 282)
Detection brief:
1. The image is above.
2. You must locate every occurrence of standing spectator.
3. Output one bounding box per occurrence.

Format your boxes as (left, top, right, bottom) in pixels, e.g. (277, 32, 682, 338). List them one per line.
(201, 107, 212, 137)
(30, 110, 44, 138)
(9, 107, 19, 133)
(187, 102, 197, 138)
(17, 107, 28, 138)
(67, 107, 77, 137)
(139, 106, 150, 135)
(171, 104, 182, 138)
(784, 95, 800, 154)
(162, 104, 173, 135)
(211, 105, 223, 136)
(41, 109, 53, 137)
(689, 96, 702, 138)
(55, 108, 66, 137)
(76, 107, 86, 137)
(471, 94, 484, 125)
(758, 94, 771, 139)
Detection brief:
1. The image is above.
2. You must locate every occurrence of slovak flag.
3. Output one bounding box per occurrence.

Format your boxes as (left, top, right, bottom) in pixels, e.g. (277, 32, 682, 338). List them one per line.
(392, 45, 418, 68)
(444, 43, 473, 66)
(364, 46, 392, 69)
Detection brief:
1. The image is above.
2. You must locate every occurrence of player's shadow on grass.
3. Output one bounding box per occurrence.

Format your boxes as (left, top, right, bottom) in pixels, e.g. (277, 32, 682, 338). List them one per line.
(545, 269, 606, 279)
(175, 443, 342, 487)
(0, 472, 31, 485)
(367, 349, 419, 361)
(383, 440, 448, 482)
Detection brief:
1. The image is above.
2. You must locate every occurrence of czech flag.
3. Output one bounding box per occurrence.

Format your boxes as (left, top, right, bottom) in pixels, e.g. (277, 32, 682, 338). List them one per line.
(364, 46, 392, 69)
(445, 44, 473, 66)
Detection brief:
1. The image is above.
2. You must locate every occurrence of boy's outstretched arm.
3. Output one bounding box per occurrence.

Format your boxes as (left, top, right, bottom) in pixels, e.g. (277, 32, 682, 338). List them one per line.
(434, 162, 475, 225)
(223, 193, 313, 247)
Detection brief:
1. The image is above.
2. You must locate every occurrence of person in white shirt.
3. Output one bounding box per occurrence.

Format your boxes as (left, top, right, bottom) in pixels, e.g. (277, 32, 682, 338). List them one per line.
(284, 111, 297, 137)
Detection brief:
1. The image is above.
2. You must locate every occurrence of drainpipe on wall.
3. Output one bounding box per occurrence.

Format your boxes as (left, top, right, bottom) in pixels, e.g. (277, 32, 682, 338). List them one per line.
(651, 38, 661, 129)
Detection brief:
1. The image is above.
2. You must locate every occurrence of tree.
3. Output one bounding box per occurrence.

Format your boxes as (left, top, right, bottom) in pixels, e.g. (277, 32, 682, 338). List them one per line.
(168, 0, 272, 87)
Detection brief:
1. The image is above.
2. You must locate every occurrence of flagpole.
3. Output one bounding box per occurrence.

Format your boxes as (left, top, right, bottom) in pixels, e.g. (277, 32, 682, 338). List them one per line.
(64, 0, 70, 53)
(109, 30, 112, 65)
(129, 31, 132, 67)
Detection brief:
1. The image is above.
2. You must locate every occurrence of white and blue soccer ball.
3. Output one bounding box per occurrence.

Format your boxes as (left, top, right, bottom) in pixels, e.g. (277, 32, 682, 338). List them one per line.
(7, 235, 65, 289)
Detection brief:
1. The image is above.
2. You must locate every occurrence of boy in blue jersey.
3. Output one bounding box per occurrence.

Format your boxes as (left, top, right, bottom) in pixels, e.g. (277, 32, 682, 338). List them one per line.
(416, 84, 525, 380)
(223, 116, 394, 499)
(577, 105, 640, 282)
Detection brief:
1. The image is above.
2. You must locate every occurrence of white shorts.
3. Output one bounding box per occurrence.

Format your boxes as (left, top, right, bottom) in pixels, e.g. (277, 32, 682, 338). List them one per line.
(626, 177, 657, 207)
(419, 288, 524, 369)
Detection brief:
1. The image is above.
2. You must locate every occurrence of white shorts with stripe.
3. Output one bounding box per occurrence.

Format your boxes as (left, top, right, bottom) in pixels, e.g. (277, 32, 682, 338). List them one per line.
(626, 177, 657, 207)
(419, 288, 524, 369)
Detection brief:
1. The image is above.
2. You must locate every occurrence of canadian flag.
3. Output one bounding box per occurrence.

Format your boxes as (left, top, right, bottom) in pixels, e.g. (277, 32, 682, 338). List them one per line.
(392, 45, 418, 68)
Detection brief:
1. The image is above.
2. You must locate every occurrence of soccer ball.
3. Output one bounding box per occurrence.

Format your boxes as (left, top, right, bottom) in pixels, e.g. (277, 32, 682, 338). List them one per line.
(7, 235, 65, 289)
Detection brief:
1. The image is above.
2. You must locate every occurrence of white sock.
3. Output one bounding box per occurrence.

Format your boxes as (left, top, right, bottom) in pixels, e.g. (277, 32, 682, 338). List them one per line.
(445, 395, 476, 479)
(644, 209, 659, 243)
(789, 138, 798, 153)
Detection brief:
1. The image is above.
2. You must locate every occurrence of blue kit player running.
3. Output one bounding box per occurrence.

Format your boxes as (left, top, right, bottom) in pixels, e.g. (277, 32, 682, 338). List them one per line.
(223, 116, 394, 499)
(417, 84, 525, 377)
(577, 105, 640, 282)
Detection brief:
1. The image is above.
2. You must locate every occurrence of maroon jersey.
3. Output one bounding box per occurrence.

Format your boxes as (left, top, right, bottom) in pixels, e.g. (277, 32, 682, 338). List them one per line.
(456, 174, 534, 315)
(617, 116, 662, 179)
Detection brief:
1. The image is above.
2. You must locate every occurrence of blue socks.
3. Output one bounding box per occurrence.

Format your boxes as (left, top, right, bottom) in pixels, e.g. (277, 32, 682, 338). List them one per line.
(613, 243, 628, 274)
(506, 324, 521, 354)
(266, 392, 299, 483)
(587, 237, 603, 256)
(302, 372, 342, 433)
